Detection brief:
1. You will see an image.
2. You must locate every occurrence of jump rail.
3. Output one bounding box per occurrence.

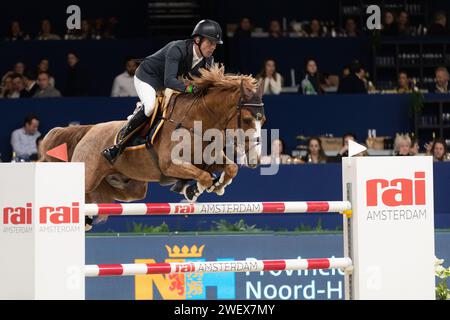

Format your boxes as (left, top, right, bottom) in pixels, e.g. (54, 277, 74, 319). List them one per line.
(85, 257, 353, 277)
(84, 201, 352, 216)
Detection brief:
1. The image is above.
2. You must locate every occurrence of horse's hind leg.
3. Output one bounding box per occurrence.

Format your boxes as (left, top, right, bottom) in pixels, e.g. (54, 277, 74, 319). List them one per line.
(85, 183, 119, 231)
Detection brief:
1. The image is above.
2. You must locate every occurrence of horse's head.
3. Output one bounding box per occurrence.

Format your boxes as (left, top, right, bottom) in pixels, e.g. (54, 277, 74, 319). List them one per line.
(228, 79, 266, 168)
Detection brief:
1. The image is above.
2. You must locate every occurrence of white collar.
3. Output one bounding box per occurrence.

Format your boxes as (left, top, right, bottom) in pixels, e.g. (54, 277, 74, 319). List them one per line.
(193, 44, 203, 61)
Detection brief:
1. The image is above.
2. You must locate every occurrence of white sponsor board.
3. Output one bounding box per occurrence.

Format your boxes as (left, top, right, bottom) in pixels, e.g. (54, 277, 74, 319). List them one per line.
(0, 163, 85, 299)
(343, 156, 435, 299)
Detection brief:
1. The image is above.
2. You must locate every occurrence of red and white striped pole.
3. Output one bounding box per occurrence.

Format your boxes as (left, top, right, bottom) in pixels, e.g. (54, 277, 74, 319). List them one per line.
(85, 257, 352, 277)
(84, 201, 352, 216)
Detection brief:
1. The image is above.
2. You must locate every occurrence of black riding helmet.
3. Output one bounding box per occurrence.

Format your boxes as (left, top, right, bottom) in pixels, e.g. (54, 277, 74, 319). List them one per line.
(191, 19, 223, 44)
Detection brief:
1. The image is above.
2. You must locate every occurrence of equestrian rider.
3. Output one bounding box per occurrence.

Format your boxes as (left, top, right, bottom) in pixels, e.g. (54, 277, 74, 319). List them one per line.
(102, 19, 223, 164)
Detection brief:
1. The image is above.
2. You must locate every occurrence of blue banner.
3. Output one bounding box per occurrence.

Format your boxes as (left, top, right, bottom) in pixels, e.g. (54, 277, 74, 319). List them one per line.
(86, 232, 450, 300)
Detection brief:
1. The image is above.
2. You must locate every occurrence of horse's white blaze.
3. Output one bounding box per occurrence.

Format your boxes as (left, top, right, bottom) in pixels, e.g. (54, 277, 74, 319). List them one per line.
(254, 120, 262, 160)
(247, 120, 262, 166)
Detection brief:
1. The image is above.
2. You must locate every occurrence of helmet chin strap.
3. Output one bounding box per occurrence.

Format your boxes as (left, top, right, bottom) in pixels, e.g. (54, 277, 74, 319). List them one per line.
(194, 37, 206, 59)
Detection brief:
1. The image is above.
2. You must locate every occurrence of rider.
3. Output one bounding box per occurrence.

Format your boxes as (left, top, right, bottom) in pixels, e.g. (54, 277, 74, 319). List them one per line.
(102, 19, 223, 164)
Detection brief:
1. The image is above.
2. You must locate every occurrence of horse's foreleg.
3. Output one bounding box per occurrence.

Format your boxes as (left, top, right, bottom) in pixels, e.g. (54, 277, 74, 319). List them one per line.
(207, 153, 238, 196)
(160, 161, 213, 202)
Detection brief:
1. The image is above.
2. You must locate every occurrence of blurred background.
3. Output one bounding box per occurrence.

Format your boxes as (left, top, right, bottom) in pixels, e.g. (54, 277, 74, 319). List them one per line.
(2, 0, 450, 231)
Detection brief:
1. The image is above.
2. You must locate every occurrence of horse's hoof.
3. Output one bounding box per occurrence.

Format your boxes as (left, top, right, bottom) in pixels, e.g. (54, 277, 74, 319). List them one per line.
(183, 182, 205, 203)
(85, 216, 93, 232)
(170, 180, 188, 194)
(207, 173, 224, 193)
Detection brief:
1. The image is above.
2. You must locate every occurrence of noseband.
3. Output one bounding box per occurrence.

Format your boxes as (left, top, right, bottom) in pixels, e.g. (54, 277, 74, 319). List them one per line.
(236, 97, 265, 129)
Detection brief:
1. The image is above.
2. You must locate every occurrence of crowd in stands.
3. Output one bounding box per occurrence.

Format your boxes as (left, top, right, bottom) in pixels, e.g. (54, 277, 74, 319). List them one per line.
(10, 112, 448, 164)
(0, 56, 138, 99)
(254, 57, 449, 96)
(2, 7, 450, 163)
(232, 10, 449, 39)
(259, 133, 449, 167)
(4, 17, 119, 41)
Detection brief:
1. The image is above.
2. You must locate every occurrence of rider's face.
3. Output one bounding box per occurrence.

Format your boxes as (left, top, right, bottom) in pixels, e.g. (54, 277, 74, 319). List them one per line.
(198, 38, 217, 58)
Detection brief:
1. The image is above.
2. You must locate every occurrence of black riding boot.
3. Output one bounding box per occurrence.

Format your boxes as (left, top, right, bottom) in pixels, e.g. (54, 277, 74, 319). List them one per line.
(102, 105, 149, 164)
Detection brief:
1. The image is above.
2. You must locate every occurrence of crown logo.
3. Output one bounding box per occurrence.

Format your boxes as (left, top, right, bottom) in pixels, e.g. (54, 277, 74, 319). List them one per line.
(165, 244, 205, 258)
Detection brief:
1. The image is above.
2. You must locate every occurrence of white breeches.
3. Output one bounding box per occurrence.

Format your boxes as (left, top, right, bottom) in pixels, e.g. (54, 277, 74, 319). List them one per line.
(134, 76, 156, 117)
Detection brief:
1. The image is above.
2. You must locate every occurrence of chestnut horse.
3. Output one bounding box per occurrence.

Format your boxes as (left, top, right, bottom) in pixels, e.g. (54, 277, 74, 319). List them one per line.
(40, 65, 266, 210)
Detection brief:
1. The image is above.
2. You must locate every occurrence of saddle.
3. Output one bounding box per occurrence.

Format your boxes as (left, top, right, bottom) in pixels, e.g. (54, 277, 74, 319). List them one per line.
(115, 89, 180, 151)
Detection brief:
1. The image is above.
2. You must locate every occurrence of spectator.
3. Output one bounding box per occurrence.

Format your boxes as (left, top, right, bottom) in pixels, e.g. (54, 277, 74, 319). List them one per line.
(66, 19, 92, 40)
(343, 18, 359, 37)
(80, 20, 92, 39)
(358, 67, 372, 91)
(10, 114, 41, 160)
(381, 11, 397, 36)
(397, 11, 410, 36)
(10, 73, 24, 98)
(111, 58, 138, 97)
(234, 18, 252, 38)
(301, 137, 327, 163)
(319, 73, 338, 92)
(260, 138, 291, 164)
(34, 72, 61, 98)
(14, 62, 26, 75)
(21, 71, 39, 98)
(5, 21, 30, 41)
(37, 59, 55, 87)
(308, 19, 323, 37)
(397, 71, 412, 93)
(342, 65, 350, 78)
(91, 18, 104, 40)
(64, 52, 89, 96)
(338, 61, 367, 94)
(0, 75, 14, 98)
(410, 137, 420, 155)
(429, 67, 450, 93)
(393, 134, 411, 156)
(426, 138, 448, 161)
(36, 19, 61, 40)
(429, 11, 448, 36)
(290, 20, 307, 37)
(29, 136, 44, 162)
(337, 133, 357, 157)
(103, 17, 119, 39)
(300, 58, 321, 95)
(256, 59, 283, 95)
(268, 20, 283, 38)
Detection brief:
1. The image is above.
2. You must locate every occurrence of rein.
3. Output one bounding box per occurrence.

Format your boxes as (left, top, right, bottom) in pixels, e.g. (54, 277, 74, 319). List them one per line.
(161, 88, 265, 165)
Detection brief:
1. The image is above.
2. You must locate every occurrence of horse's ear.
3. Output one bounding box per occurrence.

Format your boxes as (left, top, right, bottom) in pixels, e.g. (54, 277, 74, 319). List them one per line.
(240, 79, 245, 97)
(256, 80, 265, 98)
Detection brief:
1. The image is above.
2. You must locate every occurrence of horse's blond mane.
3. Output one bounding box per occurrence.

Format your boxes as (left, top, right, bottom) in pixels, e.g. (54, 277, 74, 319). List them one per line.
(187, 63, 258, 93)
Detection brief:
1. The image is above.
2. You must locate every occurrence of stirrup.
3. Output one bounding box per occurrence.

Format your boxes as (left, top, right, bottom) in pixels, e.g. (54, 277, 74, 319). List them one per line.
(127, 102, 143, 120)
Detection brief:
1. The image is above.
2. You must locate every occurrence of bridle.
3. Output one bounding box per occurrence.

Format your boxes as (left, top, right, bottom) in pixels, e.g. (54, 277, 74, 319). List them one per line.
(235, 97, 265, 129)
(166, 88, 265, 133)
(164, 87, 265, 166)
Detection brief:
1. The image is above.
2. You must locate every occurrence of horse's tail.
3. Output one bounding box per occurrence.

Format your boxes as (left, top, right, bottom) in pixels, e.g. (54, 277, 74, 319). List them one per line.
(39, 125, 93, 162)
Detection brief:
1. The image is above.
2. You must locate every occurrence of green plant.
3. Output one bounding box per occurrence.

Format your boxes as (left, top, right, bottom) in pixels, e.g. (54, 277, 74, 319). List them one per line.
(294, 218, 323, 232)
(211, 219, 262, 232)
(130, 222, 170, 233)
(435, 258, 450, 300)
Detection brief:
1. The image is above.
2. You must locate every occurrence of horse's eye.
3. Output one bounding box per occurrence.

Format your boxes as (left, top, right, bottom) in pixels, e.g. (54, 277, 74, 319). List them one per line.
(243, 118, 253, 125)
